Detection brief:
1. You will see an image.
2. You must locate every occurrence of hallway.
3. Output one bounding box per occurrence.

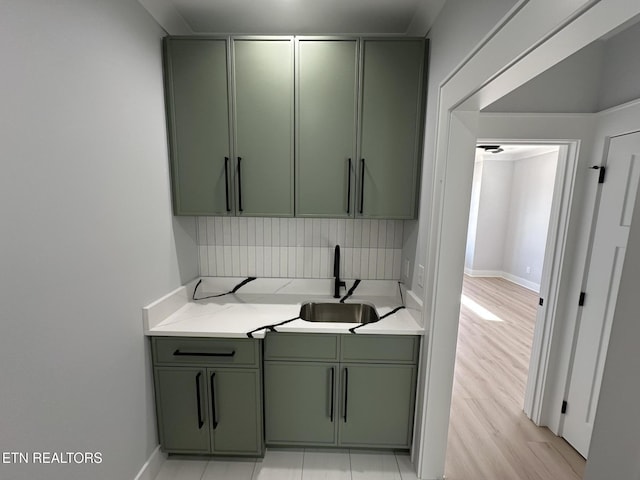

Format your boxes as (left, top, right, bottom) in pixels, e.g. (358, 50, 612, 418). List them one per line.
(445, 276, 586, 479)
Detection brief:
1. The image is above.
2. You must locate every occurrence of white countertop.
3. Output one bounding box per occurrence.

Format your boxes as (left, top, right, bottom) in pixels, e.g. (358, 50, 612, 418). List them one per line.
(143, 277, 424, 339)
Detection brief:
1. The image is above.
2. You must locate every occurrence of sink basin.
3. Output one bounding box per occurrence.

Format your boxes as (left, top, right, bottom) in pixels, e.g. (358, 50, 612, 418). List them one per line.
(299, 302, 379, 324)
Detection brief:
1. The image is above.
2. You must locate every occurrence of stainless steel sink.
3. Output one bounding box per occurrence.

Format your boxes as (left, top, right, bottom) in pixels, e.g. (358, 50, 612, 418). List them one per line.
(299, 302, 379, 324)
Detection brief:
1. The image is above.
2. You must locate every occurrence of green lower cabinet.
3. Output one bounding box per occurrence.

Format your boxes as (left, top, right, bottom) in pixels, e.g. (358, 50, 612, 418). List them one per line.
(263, 333, 419, 449)
(264, 362, 338, 445)
(152, 341, 264, 457)
(208, 368, 263, 455)
(154, 367, 211, 454)
(338, 364, 416, 448)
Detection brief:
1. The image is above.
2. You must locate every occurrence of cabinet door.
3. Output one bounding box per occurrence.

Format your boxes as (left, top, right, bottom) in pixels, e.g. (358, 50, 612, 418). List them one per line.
(233, 39, 294, 216)
(264, 362, 338, 445)
(154, 367, 211, 453)
(165, 39, 232, 216)
(208, 368, 263, 456)
(296, 39, 358, 217)
(358, 39, 425, 219)
(338, 364, 416, 448)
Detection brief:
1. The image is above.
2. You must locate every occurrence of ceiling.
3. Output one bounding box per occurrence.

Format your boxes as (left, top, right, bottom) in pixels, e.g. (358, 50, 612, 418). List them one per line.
(139, 0, 447, 35)
(476, 144, 560, 161)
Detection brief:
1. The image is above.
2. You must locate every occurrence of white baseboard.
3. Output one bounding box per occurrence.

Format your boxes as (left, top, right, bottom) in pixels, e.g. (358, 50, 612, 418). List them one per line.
(134, 445, 166, 480)
(464, 269, 540, 293)
(501, 272, 540, 293)
(464, 268, 503, 277)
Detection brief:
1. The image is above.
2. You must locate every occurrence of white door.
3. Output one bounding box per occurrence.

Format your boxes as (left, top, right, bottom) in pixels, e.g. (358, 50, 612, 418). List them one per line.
(561, 131, 640, 457)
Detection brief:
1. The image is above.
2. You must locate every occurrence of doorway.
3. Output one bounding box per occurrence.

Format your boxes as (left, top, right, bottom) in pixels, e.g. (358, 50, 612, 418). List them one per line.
(444, 143, 586, 479)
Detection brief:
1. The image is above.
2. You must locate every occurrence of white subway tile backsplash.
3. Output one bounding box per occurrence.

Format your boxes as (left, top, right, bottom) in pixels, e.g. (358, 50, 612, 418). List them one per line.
(255, 246, 264, 277)
(296, 247, 305, 277)
(370, 219, 379, 248)
(377, 220, 387, 248)
(263, 218, 272, 247)
(199, 246, 209, 276)
(196, 217, 404, 280)
(394, 221, 404, 249)
(238, 217, 248, 246)
(345, 219, 354, 247)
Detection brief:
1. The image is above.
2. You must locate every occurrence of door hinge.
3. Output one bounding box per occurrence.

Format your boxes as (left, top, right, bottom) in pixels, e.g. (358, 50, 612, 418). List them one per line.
(591, 165, 606, 183)
(538, 298, 544, 307)
(578, 292, 586, 306)
(561, 400, 568, 414)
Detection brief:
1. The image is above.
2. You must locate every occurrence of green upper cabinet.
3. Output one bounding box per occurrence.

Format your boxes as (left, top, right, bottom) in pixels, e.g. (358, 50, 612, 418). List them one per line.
(358, 39, 426, 219)
(164, 38, 233, 216)
(296, 39, 358, 217)
(232, 38, 295, 217)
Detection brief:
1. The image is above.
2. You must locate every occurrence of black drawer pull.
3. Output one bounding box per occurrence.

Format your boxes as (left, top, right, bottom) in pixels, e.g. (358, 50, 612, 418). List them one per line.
(210, 372, 218, 429)
(195, 371, 204, 429)
(173, 349, 236, 357)
(343, 367, 349, 423)
(347, 158, 352, 214)
(224, 157, 231, 212)
(330, 367, 335, 422)
(359, 158, 365, 215)
(237, 157, 243, 212)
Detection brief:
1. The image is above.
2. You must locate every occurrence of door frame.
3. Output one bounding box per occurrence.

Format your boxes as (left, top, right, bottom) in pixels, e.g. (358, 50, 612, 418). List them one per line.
(414, 2, 640, 478)
(472, 139, 579, 425)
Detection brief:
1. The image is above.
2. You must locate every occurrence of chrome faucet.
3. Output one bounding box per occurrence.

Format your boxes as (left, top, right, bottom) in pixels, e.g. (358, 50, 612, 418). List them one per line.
(333, 245, 346, 298)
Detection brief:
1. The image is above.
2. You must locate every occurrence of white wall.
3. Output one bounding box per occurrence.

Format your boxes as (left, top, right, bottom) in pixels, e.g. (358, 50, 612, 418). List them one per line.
(0, 1, 197, 479)
(483, 40, 605, 113)
(465, 150, 558, 291)
(598, 20, 640, 111)
(464, 154, 483, 270)
(502, 151, 558, 287)
(482, 18, 640, 114)
(467, 158, 513, 272)
(402, 0, 519, 296)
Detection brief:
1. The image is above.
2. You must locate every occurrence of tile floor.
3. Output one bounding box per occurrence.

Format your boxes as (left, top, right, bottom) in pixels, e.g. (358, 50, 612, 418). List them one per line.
(155, 448, 418, 480)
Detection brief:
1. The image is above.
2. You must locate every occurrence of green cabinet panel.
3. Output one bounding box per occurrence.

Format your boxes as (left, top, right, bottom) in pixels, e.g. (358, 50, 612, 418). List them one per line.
(154, 367, 211, 454)
(340, 334, 419, 363)
(153, 337, 259, 367)
(264, 362, 338, 445)
(164, 39, 232, 216)
(209, 368, 263, 455)
(233, 39, 294, 216)
(339, 364, 416, 448)
(264, 332, 339, 361)
(358, 39, 426, 219)
(296, 39, 358, 217)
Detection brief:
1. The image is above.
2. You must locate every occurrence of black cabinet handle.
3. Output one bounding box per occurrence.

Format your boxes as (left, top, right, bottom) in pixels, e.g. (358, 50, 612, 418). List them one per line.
(359, 159, 365, 215)
(347, 158, 352, 214)
(237, 157, 243, 212)
(343, 367, 349, 423)
(330, 367, 335, 422)
(210, 372, 218, 429)
(195, 371, 204, 429)
(224, 157, 231, 212)
(173, 349, 235, 357)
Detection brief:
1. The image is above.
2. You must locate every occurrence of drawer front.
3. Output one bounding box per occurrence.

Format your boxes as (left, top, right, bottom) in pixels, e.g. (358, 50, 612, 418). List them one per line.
(340, 335, 419, 364)
(264, 333, 339, 361)
(152, 337, 259, 367)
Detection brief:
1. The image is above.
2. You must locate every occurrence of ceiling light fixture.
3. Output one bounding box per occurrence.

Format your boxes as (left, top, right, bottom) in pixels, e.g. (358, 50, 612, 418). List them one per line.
(477, 144, 504, 154)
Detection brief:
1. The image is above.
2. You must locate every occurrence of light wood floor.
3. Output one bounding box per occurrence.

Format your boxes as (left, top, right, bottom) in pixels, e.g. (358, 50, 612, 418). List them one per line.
(445, 276, 586, 480)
